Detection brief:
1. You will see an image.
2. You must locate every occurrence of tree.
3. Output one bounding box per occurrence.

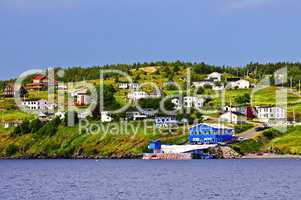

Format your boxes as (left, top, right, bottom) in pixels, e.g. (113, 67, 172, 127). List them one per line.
(5, 144, 18, 156)
(163, 98, 175, 112)
(196, 87, 205, 94)
(138, 98, 161, 110)
(98, 84, 120, 110)
(91, 85, 121, 119)
(195, 111, 203, 120)
(235, 94, 250, 105)
(36, 117, 61, 136)
(204, 84, 212, 90)
(12, 120, 31, 136)
(29, 119, 43, 133)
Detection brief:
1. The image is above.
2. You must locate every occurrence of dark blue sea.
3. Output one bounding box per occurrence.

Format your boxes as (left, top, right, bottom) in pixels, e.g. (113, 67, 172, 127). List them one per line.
(0, 159, 301, 200)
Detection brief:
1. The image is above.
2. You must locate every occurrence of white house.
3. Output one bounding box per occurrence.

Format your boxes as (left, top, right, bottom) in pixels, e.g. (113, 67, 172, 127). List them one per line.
(223, 106, 246, 115)
(155, 117, 178, 128)
(256, 107, 286, 123)
(219, 112, 245, 124)
(3, 121, 22, 129)
(118, 82, 139, 89)
(21, 99, 48, 111)
(207, 72, 222, 82)
(70, 88, 88, 97)
(126, 111, 147, 120)
(128, 83, 139, 89)
(172, 96, 205, 110)
(149, 90, 162, 98)
(192, 81, 215, 88)
(47, 103, 57, 110)
(101, 111, 113, 122)
(38, 112, 49, 120)
(228, 79, 250, 89)
(78, 111, 92, 119)
(213, 85, 224, 91)
(118, 83, 128, 89)
(55, 111, 66, 120)
(127, 91, 149, 101)
(58, 84, 68, 91)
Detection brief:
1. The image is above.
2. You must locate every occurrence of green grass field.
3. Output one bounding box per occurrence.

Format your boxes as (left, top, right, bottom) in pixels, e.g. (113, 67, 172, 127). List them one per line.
(232, 126, 301, 155)
(0, 110, 34, 122)
(208, 87, 300, 109)
(266, 126, 301, 154)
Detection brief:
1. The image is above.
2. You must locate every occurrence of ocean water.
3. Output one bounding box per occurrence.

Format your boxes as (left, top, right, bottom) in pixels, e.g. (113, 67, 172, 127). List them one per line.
(0, 159, 301, 200)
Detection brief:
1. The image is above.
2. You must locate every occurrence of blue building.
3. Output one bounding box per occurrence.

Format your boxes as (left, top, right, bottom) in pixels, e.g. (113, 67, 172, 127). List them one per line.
(189, 123, 234, 144)
(148, 140, 162, 153)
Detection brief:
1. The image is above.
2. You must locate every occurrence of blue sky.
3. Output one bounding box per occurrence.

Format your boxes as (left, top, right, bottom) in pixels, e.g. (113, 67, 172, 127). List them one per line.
(0, 0, 300, 80)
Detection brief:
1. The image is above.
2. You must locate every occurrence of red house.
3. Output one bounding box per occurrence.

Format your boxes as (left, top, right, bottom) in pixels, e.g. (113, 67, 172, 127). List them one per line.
(26, 75, 58, 90)
(246, 106, 256, 119)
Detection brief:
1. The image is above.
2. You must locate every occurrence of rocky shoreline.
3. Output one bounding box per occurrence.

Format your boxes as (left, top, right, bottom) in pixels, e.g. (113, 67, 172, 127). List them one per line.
(0, 154, 143, 160)
(242, 153, 301, 159)
(209, 146, 242, 159)
(1, 148, 301, 160)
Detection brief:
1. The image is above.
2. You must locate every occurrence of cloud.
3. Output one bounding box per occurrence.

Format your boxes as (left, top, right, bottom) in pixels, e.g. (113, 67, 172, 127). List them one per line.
(225, 0, 272, 9)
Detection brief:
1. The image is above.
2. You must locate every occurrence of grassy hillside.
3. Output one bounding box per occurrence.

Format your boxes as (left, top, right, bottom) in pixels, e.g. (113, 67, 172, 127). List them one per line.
(0, 121, 188, 158)
(267, 126, 301, 154)
(1, 63, 300, 158)
(231, 126, 301, 155)
(0, 110, 34, 122)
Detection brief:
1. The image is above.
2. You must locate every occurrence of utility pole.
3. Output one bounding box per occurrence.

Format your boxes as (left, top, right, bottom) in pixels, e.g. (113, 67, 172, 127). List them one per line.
(294, 108, 296, 123)
(230, 98, 232, 124)
(299, 80, 301, 95)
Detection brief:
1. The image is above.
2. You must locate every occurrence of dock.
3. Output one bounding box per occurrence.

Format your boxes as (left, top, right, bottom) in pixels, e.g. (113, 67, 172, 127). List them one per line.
(143, 153, 192, 160)
(143, 143, 217, 160)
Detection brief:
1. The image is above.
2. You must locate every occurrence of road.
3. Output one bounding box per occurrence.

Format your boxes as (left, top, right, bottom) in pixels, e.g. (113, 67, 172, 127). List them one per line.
(238, 124, 262, 139)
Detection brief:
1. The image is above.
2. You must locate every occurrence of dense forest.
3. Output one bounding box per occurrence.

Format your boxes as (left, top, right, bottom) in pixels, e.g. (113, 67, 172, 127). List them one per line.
(1, 61, 301, 91)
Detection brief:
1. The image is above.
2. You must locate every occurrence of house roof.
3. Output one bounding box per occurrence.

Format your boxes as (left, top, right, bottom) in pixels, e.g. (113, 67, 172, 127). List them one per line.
(208, 72, 221, 76)
(4, 84, 14, 91)
(190, 123, 233, 130)
(221, 111, 244, 116)
(256, 106, 285, 110)
(33, 75, 45, 81)
(226, 78, 241, 82)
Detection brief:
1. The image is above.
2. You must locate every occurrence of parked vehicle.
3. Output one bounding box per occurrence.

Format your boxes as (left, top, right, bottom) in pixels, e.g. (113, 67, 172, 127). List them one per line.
(255, 127, 268, 132)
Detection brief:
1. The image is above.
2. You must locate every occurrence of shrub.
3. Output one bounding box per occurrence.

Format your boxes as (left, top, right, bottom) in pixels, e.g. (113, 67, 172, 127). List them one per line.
(36, 117, 61, 136)
(5, 144, 18, 156)
(204, 84, 212, 89)
(231, 139, 262, 154)
(262, 129, 283, 140)
(196, 87, 205, 94)
(235, 94, 250, 105)
(20, 120, 30, 134)
(29, 119, 44, 133)
(138, 98, 161, 110)
(11, 120, 30, 136)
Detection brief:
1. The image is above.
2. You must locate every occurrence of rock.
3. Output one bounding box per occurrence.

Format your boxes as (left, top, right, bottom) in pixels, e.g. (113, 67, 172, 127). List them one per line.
(209, 146, 241, 159)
